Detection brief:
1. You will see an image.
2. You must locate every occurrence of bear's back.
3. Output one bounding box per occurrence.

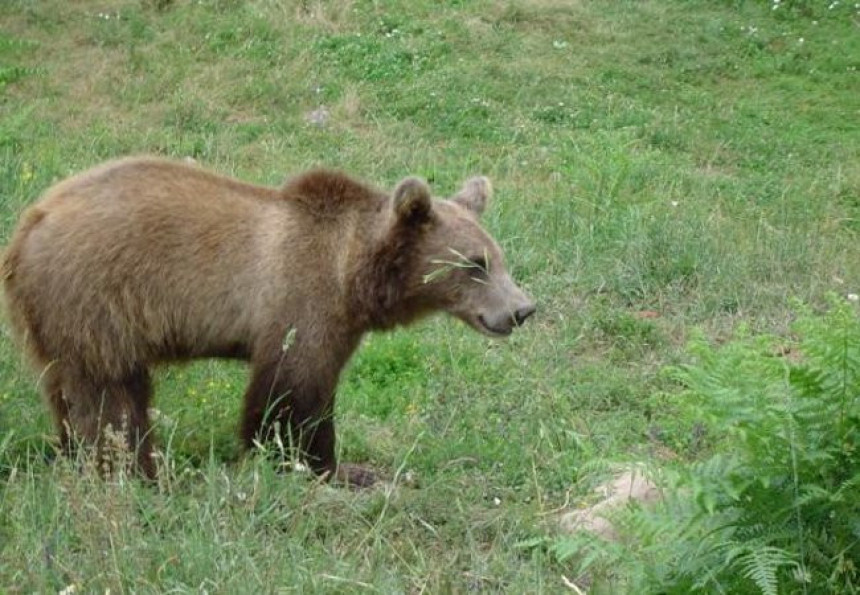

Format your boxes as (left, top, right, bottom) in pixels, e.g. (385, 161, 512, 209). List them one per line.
(5, 158, 292, 374)
(3, 158, 393, 377)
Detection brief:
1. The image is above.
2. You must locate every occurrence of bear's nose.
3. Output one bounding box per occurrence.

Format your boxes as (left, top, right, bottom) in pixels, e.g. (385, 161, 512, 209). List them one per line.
(514, 303, 536, 326)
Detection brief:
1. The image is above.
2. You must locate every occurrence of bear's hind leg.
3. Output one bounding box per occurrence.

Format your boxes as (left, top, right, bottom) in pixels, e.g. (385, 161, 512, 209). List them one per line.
(62, 366, 156, 479)
(37, 362, 73, 456)
(122, 367, 156, 479)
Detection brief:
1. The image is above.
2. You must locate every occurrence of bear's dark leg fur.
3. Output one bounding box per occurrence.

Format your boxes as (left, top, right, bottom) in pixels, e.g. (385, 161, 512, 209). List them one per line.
(124, 368, 156, 479)
(239, 359, 294, 449)
(60, 366, 156, 479)
(41, 364, 73, 456)
(240, 358, 335, 469)
(241, 356, 376, 487)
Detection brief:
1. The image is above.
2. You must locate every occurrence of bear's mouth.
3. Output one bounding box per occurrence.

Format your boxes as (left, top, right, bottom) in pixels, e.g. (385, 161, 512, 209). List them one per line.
(477, 315, 513, 337)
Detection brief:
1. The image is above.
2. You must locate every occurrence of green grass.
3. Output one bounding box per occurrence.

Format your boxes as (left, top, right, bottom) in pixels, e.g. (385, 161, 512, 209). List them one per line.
(1, 0, 858, 591)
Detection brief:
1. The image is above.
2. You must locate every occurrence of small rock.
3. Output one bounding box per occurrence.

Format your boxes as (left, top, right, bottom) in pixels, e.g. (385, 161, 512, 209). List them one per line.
(559, 465, 662, 541)
(305, 107, 330, 127)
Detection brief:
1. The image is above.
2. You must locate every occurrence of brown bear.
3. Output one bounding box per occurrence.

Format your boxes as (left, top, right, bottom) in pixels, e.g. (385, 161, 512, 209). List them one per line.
(1, 157, 535, 487)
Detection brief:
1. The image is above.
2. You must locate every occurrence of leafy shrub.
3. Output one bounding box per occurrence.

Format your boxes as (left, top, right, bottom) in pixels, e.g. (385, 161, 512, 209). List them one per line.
(553, 297, 860, 594)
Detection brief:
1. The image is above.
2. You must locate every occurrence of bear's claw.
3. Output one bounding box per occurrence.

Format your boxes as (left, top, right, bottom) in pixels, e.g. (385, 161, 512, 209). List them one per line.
(333, 463, 378, 489)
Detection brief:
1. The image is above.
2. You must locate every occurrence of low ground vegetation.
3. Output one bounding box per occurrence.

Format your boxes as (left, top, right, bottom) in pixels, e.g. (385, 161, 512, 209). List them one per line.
(1, 0, 858, 591)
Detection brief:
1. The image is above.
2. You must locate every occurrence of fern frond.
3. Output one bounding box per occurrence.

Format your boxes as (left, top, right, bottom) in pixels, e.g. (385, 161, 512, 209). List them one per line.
(733, 545, 797, 595)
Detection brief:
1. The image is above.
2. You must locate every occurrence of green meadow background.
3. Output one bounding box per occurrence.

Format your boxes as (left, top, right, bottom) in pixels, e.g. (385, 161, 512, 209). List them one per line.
(0, 0, 858, 592)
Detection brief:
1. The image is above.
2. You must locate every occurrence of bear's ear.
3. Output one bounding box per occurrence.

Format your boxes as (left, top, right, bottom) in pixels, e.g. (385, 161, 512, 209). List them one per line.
(452, 176, 492, 216)
(393, 177, 432, 224)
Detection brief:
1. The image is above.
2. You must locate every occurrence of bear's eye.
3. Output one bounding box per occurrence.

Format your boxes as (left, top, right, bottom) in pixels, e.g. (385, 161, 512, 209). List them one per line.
(469, 256, 488, 273)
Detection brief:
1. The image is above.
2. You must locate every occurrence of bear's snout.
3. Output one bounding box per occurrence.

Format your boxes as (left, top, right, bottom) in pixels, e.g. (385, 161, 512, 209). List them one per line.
(514, 302, 536, 326)
(475, 292, 536, 337)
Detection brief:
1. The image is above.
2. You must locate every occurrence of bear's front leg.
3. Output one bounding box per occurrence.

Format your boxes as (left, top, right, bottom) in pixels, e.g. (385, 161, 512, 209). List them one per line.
(299, 413, 376, 488)
(240, 358, 376, 488)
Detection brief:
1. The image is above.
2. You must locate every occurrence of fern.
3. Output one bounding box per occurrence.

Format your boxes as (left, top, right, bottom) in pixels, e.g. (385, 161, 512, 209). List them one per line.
(0, 65, 38, 89)
(730, 545, 797, 595)
(552, 298, 860, 593)
(0, 33, 39, 91)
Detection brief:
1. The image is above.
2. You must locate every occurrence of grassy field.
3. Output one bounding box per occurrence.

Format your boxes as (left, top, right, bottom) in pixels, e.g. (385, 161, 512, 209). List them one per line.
(0, 0, 858, 592)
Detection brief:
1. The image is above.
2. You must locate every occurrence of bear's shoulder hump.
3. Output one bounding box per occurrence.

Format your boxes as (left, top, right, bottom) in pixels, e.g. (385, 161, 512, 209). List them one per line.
(280, 169, 384, 213)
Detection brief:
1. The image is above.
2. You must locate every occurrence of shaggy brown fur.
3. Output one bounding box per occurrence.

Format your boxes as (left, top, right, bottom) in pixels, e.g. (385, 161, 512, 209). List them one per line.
(2, 157, 535, 487)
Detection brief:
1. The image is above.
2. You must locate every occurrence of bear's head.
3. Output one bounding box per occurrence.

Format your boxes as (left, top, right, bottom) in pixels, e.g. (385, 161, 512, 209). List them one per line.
(388, 175, 536, 337)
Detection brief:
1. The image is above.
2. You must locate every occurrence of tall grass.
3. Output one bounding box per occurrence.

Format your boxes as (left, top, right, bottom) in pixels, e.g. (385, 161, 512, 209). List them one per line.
(1, 0, 858, 591)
